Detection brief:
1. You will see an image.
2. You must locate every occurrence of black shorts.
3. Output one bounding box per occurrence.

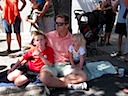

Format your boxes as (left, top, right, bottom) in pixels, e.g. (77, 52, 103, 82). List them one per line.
(105, 22, 114, 32)
(2, 16, 21, 33)
(105, 15, 115, 33)
(115, 23, 127, 36)
(17, 64, 38, 82)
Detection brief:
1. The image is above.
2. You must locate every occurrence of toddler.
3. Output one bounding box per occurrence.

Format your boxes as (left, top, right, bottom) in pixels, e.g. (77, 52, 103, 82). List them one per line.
(68, 33, 87, 70)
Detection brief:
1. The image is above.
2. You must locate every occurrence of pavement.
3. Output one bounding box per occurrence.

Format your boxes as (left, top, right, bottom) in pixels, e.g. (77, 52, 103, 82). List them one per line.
(0, 30, 128, 96)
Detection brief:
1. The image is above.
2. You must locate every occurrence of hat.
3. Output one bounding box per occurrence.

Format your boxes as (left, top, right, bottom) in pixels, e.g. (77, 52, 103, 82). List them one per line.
(36, 0, 43, 4)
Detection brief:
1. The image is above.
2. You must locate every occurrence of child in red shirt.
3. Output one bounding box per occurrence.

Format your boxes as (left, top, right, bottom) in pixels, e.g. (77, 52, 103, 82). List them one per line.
(7, 30, 54, 88)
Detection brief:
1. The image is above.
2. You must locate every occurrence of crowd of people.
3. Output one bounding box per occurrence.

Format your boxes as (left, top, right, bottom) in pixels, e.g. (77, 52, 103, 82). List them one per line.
(96, 0, 128, 57)
(0, 0, 128, 94)
(97, 0, 128, 93)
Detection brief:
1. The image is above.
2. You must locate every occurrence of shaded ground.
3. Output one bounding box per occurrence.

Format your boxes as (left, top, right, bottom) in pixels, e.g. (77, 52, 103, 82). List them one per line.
(50, 74, 128, 96)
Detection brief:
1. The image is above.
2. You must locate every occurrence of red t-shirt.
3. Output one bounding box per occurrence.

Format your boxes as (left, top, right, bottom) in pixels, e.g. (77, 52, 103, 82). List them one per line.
(23, 46, 54, 72)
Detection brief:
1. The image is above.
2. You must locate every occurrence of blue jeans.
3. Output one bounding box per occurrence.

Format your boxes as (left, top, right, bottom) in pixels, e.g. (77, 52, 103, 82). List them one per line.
(74, 60, 86, 66)
(2, 16, 21, 33)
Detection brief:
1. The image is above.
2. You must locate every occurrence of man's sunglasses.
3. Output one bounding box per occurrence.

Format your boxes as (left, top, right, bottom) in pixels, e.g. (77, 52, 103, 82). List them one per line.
(55, 22, 68, 26)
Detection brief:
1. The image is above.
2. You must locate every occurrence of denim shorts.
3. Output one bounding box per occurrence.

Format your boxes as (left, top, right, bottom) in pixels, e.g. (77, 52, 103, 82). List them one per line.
(2, 16, 21, 33)
(74, 60, 86, 66)
(42, 62, 75, 77)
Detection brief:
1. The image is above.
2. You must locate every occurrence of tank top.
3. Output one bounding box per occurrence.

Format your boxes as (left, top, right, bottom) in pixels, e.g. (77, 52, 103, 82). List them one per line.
(2, 0, 20, 24)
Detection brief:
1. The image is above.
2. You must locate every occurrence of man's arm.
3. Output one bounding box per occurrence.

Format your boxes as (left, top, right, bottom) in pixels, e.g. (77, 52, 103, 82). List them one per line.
(122, 0, 128, 9)
(113, 0, 119, 13)
(38, 0, 51, 18)
(19, 0, 26, 11)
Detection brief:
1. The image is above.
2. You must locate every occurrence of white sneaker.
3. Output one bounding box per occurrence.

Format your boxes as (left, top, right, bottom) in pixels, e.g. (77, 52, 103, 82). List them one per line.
(70, 82, 88, 90)
(43, 85, 50, 95)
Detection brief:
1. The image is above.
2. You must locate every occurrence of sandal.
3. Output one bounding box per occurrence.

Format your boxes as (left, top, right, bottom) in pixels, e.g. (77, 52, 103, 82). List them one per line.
(6, 49, 12, 54)
(106, 42, 112, 46)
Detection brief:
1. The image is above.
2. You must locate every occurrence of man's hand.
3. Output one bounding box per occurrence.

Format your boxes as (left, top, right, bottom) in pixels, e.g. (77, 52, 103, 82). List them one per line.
(35, 10, 43, 19)
(25, 17, 28, 21)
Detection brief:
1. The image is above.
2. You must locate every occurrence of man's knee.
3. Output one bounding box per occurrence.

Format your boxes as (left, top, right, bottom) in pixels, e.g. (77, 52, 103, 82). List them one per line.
(40, 70, 53, 85)
(72, 70, 87, 81)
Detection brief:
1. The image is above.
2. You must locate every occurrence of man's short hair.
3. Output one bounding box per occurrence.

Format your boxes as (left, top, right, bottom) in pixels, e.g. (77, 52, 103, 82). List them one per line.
(55, 13, 69, 24)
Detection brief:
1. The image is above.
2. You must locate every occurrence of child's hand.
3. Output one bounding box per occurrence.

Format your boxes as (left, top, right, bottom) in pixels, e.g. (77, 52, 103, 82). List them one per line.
(76, 65, 82, 70)
(7, 69, 13, 74)
(35, 10, 42, 14)
(71, 64, 76, 68)
(25, 17, 28, 21)
(32, 49, 42, 57)
(35, 10, 43, 19)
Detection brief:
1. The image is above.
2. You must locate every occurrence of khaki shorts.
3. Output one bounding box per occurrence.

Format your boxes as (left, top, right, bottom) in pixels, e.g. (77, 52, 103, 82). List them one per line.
(42, 62, 75, 77)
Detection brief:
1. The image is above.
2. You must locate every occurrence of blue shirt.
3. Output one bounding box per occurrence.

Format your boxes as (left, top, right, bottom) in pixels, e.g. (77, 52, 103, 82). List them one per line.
(117, 0, 126, 23)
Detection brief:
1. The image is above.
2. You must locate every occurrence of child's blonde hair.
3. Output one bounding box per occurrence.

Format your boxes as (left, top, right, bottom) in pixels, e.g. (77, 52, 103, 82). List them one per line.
(71, 33, 86, 47)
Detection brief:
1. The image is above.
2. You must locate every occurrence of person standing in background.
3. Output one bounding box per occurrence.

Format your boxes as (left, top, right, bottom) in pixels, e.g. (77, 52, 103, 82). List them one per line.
(101, 0, 116, 45)
(36, 0, 55, 33)
(96, 1, 103, 10)
(122, 0, 128, 62)
(122, 1, 128, 94)
(26, 0, 43, 32)
(0, 0, 26, 54)
(113, 0, 127, 56)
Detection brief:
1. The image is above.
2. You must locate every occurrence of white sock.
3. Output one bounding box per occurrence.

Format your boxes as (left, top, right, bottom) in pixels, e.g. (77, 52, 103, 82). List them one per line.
(67, 84, 72, 89)
(67, 82, 87, 90)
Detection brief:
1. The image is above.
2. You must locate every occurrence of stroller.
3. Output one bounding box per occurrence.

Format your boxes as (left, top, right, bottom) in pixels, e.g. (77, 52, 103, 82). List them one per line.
(74, 10, 106, 55)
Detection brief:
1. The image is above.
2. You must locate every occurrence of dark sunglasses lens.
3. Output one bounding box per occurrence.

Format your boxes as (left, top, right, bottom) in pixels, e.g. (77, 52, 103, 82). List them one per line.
(56, 22, 64, 26)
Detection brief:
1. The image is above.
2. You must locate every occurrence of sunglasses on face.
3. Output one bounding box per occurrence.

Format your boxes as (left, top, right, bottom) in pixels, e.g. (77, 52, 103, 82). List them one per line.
(55, 22, 68, 26)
